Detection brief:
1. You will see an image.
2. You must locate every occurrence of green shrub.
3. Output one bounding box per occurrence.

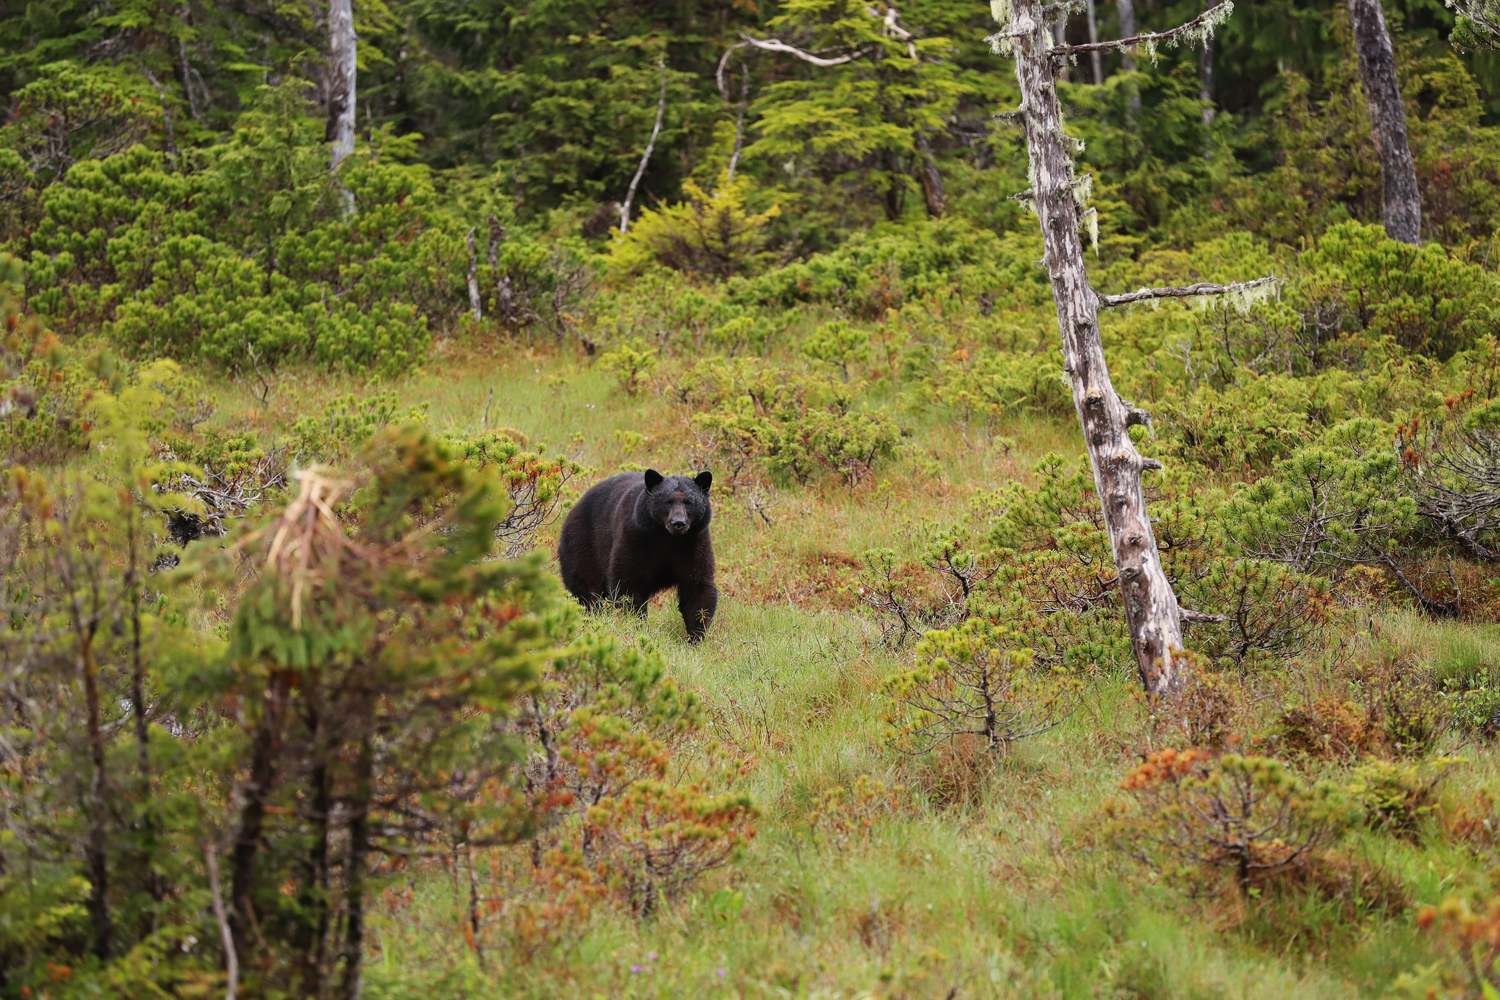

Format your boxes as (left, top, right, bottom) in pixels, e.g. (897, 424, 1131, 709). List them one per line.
(609, 176, 780, 279)
(1108, 750, 1354, 895)
(1348, 758, 1459, 841)
(1299, 222, 1498, 360)
(882, 619, 1077, 755)
(598, 336, 659, 395)
(288, 389, 429, 466)
(8, 83, 493, 376)
(690, 363, 905, 487)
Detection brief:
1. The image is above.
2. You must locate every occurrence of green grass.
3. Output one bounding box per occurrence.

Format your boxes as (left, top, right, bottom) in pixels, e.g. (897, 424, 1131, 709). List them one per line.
(198, 347, 1497, 999)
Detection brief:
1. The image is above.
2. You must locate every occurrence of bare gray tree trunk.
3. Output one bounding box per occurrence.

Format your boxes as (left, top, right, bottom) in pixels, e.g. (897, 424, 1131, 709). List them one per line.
(727, 64, 749, 181)
(1115, 0, 1141, 115)
(1200, 32, 1215, 128)
(1116, 0, 1137, 67)
(489, 215, 516, 325)
(142, 68, 177, 158)
(995, 0, 1250, 695)
(465, 227, 482, 321)
(1054, 19, 1070, 81)
(1348, 0, 1421, 244)
(327, 0, 357, 213)
(1086, 0, 1104, 83)
(206, 843, 239, 1000)
(619, 59, 667, 236)
(176, 4, 208, 124)
(1007, 0, 1181, 695)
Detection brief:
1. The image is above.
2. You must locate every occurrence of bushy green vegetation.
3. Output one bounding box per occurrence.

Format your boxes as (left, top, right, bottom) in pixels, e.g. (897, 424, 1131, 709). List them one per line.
(5, 0, 1500, 997)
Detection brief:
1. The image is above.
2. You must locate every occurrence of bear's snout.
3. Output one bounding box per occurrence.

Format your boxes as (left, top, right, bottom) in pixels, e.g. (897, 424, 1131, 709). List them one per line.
(666, 499, 691, 534)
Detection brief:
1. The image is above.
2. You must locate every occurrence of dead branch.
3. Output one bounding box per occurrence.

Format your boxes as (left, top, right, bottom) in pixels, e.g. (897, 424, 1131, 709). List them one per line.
(1051, 0, 1232, 55)
(717, 43, 751, 100)
(1096, 276, 1277, 309)
(737, 35, 872, 68)
(718, 2, 916, 98)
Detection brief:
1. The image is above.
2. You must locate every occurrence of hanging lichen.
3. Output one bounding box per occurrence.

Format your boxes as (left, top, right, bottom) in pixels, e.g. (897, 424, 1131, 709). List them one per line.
(1080, 207, 1099, 253)
(1125, 1, 1234, 64)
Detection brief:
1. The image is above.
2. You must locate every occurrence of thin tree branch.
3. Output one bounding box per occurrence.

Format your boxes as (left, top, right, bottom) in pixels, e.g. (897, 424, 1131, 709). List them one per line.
(721, 4, 915, 97)
(736, 34, 873, 68)
(619, 59, 668, 236)
(1376, 553, 1460, 617)
(717, 42, 750, 99)
(1096, 276, 1277, 309)
(1051, 0, 1233, 55)
(205, 842, 239, 1000)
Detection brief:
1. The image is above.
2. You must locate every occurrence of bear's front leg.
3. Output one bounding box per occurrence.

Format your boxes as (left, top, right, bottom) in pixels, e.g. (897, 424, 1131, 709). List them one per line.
(678, 582, 718, 643)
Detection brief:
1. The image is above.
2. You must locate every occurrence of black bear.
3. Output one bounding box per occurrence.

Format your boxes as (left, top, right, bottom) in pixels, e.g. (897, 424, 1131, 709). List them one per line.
(557, 469, 718, 642)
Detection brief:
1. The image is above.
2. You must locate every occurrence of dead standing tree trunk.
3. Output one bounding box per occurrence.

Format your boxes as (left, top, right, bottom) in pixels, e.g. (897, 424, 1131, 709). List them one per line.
(619, 59, 668, 236)
(990, 0, 1265, 696)
(327, 0, 357, 216)
(1348, 0, 1421, 244)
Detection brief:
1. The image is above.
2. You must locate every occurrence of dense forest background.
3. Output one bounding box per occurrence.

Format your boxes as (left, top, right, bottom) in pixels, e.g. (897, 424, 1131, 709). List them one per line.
(3, 0, 1500, 255)
(4, 0, 1500, 997)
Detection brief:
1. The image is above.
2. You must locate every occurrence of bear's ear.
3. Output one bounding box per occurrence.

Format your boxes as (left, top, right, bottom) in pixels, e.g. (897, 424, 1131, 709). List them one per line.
(643, 469, 664, 491)
(694, 471, 713, 492)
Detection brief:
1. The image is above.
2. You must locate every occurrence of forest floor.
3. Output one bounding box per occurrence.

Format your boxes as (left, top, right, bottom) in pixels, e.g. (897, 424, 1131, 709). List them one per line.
(209, 340, 1500, 999)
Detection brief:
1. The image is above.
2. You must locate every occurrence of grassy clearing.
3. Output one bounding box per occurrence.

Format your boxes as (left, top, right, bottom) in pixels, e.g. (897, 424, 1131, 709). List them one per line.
(192, 346, 1498, 999)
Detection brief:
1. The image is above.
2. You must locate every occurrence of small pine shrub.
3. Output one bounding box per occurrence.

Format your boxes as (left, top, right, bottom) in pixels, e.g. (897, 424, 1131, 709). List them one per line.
(1107, 750, 1353, 896)
(598, 336, 659, 395)
(1348, 758, 1460, 842)
(882, 619, 1078, 755)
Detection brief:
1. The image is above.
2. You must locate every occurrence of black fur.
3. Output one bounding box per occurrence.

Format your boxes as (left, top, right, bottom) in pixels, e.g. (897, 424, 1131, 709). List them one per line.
(557, 469, 718, 642)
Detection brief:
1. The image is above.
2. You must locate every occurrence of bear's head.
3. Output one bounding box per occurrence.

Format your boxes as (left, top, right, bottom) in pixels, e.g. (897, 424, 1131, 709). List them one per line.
(642, 469, 712, 536)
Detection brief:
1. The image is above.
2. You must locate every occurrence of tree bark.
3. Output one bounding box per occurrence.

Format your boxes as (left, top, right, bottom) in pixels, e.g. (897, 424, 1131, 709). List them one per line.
(915, 133, 946, 217)
(327, 0, 357, 212)
(1002, 0, 1187, 695)
(293, 706, 331, 993)
(619, 60, 667, 236)
(1200, 20, 1215, 129)
(176, 4, 208, 125)
(465, 227, 482, 321)
(489, 215, 516, 325)
(206, 843, 239, 1000)
(230, 674, 287, 956)
(727, 64, 749, 181)
(1116, 0, 1136, 67)
(340, 738, 374, 1000)
(80, 634, 112, 959)
(1086, 0, 1104, 84)
(1348, 0, 1421, 244)
(1116, 0, 1141, 115)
